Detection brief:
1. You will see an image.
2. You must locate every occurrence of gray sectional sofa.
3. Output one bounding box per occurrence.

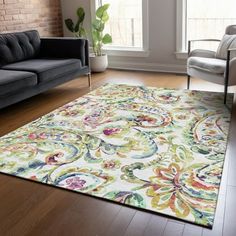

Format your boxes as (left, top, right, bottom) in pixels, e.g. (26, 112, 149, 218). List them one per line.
(0, 30, 91, 109)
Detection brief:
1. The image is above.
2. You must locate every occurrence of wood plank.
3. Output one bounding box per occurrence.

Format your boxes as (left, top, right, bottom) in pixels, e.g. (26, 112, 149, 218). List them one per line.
(1, 189, 67, 235)
(67, 197, 107, 236)
(182, 224, 203, 236)
(163, 221, 184, 236)
(29, 193, 104, 236)
(227, 152, 236, 187)
(0, 178, 52, 232)
(202, 193, 226, 236)
(143, 215, 168, 236)
(103, 207, 136, 236)
(225, 102, 236, 187)
(223, 186, 236, 236)
(124, 211, 152, 236)
(86, 202, 121, 236)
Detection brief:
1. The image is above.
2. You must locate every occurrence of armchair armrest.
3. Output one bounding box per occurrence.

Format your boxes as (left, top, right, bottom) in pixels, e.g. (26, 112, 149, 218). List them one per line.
(189, 49, 216, 58)
(228, 48, 236, 52)
(39, 37, 89, 67)
(227, 47, 236, 61)
(188, 39, 221, 54)
(188, 39, 221, 43)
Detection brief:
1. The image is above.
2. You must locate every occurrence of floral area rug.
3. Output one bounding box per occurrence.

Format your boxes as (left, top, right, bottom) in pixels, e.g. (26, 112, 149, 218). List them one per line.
(0, 84, 233, 227)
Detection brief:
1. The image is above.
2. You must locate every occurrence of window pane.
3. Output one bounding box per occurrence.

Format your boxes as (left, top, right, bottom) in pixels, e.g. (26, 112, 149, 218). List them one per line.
(98, 0, 143, 48)
(187, 0, 236, 50)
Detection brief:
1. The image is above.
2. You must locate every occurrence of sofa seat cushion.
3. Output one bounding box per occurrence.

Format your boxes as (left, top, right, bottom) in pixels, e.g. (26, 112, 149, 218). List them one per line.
(0, 69, 37, 96)
(2, 58, 82, 83)
(187, 57, 226, 74)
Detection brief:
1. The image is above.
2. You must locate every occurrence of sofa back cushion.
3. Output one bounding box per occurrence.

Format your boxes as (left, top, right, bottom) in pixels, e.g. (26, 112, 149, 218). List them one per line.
(0, 30, 40, 67)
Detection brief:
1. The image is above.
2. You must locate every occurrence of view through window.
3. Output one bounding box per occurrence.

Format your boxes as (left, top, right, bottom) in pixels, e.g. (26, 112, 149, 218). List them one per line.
(187, 0, 236, 51)
(97, 0, 143, 49)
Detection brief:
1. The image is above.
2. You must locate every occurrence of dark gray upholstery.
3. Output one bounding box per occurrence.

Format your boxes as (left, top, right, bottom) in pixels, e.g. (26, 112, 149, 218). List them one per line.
(0, 69, 37, 96)
(0, 68, 89, 109)
(0, 30, 90, 109)
(0, 30, 40, 67)
(40, 38, 88, 66)
(3, 59, 82, 83)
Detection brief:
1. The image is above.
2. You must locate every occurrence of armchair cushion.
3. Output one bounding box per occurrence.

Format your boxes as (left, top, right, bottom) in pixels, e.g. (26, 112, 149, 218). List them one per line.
(189, 49, 216, 58)
(216, 34, 236, 59)
(187, 57, 226, 74)
(225, 25, 236, 35)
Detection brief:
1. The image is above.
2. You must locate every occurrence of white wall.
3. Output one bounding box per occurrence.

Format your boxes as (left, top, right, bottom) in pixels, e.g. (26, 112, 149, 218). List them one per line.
(61, 0, 186, 73)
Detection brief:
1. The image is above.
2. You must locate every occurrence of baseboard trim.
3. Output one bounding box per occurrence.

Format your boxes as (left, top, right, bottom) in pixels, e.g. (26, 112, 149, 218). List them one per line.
(108, 60, 187, 74)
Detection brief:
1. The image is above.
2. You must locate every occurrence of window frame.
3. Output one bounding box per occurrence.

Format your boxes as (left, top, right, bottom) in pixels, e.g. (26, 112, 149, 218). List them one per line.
(90, 0, 149, 57)
(176, 0, 236, 59)
(176, 0, 188, 59)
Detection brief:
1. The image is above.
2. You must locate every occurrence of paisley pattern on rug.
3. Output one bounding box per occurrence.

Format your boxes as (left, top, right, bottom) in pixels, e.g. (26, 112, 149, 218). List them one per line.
(0, 84, 233, 227)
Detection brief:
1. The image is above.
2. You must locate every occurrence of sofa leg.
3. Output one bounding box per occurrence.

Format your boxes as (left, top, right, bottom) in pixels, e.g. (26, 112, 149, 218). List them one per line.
(187, 75, 190, 89)
(87, 73, 92, 87)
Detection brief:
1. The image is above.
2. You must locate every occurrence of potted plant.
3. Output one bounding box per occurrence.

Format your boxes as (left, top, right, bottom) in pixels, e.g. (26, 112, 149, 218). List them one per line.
(90, 3, 112, 72)
(65, 7, 87, 38)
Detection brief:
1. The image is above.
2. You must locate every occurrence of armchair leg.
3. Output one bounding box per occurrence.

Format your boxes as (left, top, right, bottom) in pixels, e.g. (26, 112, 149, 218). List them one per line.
(187, 75, 191, 89)
(87, 73, 91, 87)
(224, 84, 228, 104)
(224, 50, 230, 105)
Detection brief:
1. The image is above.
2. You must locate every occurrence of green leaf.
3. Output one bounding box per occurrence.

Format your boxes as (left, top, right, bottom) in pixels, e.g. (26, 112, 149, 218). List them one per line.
(96, 4, 110, 19)
(64, 19, 75, 33)
(92, 30, 100, 43)
(101, 12, 109, 22)
(92, 19, 100, 30)
(74, 7, 85, 34)
(74, 21, 81, 33)
(77, 7, 85, 22)
(92, 19, 104, 32)
(79, 28, 87, 38)
(102, 34, 112, 44)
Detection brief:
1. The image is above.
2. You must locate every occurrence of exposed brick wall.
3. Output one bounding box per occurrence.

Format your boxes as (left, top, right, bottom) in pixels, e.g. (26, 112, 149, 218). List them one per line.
(0, 0, 63, 37)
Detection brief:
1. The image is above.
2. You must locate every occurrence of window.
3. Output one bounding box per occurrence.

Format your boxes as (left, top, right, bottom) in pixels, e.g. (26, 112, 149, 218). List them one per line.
(176, 0, 236, 58)
(92, 0, 149, 56)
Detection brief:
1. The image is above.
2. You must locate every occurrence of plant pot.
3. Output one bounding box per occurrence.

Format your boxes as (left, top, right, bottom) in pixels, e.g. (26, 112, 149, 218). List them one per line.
(90, 54, 108, 72)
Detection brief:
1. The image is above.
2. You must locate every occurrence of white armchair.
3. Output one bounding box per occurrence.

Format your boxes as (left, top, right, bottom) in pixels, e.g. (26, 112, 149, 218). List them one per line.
(187, 25, 236, 104)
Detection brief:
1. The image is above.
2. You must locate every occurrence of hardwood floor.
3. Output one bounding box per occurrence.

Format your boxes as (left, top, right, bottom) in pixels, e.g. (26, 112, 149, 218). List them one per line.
(0, 69, 236, 236)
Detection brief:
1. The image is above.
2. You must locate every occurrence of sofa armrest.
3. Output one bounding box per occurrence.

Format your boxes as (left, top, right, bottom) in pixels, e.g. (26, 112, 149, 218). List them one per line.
(39, 37, 89, 67)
